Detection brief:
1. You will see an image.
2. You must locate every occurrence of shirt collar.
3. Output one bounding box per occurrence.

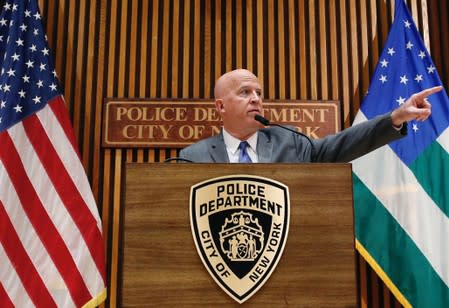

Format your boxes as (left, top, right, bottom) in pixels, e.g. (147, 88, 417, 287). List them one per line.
(223, 128, 258, 155)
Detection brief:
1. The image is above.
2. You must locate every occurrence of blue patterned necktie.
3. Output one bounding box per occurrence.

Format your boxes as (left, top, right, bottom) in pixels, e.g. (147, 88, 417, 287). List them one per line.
(238, 141, 252, 163)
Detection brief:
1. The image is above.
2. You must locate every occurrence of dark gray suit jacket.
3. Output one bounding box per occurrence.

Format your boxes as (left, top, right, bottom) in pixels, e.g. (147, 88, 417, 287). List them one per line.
(179, 113, 406, 163)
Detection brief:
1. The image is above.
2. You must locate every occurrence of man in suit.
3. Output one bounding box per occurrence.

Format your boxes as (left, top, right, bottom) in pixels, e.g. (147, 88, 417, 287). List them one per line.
(179, 69, 441, 163)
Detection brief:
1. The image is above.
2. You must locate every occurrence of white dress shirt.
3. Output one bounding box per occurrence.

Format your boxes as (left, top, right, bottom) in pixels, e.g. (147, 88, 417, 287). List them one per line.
(222, 129, 258, 163)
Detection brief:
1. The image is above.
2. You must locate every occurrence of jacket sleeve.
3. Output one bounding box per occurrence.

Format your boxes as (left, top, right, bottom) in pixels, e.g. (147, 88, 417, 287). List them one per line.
(311, 113, 407, 162)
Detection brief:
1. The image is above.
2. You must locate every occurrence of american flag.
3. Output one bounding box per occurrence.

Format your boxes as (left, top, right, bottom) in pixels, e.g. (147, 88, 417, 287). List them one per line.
(0, 1, 106, 307)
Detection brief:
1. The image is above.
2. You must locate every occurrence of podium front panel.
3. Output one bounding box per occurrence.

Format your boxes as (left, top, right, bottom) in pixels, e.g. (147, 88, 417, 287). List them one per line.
(122, 163, 356, 307)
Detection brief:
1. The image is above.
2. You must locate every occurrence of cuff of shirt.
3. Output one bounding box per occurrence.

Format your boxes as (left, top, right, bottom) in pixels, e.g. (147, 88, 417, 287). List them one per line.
(393, 123, 403, 131)
(393, 122, 408, 135)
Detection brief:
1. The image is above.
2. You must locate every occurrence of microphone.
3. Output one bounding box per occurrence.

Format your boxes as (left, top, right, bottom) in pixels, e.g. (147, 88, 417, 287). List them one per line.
(164, 157, 195, 163)
(254, 114, 315, 160)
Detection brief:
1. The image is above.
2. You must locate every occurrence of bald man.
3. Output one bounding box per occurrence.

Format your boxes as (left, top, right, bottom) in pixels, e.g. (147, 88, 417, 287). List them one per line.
(179, 69, 441, 163)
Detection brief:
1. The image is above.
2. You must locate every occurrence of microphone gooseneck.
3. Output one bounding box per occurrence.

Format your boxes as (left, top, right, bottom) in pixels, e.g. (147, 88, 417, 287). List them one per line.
(254, 114, 316, 161)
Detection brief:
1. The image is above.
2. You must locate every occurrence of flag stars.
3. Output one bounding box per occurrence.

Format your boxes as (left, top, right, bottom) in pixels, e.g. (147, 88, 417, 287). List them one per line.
(396, 96, 406, 105)
(3, 3, 11, 11)
(404, 20, 411, 28)
(6, 68, 15, 77)
(380, 59, 389, 67)
(13, 104, 22, 113)
(400, 75, 409, 84)
(11, 53, 20, 61)
(32, 96, 42, 104)
(412, 123, 419, 133)
(418, 51, 426, 59)
(2, 6, 72, 132)
(414, 74, 423, 82)
(379, 75, 388, 83)
(427, 65, 436, 74)
(406, 41, 414, 49)
(25, 60, 34, 68)
(387, 48, 396, 56)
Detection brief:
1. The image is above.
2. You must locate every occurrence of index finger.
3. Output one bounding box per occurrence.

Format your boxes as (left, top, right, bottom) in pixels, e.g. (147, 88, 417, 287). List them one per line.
(414, 86, 443, 99)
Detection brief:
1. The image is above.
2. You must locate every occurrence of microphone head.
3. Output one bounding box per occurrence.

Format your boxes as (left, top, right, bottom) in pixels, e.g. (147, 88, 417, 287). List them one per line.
(254, 114, 270, 126)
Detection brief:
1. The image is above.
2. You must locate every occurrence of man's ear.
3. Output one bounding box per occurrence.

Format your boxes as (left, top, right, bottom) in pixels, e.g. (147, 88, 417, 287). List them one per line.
(215, 99, 225, 113)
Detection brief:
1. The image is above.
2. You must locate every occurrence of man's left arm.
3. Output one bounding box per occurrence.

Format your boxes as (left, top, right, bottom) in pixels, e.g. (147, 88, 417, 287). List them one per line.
(311, 86, 443, 162)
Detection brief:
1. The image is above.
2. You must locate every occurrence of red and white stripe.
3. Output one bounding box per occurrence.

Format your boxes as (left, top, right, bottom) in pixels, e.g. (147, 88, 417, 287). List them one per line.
(0, 96, 106, 307)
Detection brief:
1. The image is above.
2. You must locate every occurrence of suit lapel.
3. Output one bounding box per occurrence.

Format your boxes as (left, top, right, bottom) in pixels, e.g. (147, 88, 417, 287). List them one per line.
(257, 130, 273, 163)
(208, 133, 230, 162)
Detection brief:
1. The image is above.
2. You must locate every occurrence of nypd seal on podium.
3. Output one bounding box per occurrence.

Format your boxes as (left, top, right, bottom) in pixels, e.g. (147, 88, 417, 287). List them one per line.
(190, 175, 290, 303)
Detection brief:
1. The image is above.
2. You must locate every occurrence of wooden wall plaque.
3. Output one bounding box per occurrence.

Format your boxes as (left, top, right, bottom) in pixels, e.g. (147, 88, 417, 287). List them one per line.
(103, 100, 340, 148)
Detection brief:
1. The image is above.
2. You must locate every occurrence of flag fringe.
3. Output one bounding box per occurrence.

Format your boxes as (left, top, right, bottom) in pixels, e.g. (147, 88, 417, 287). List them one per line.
(355, 240, 412, 308)
(81, 288, 107, 308)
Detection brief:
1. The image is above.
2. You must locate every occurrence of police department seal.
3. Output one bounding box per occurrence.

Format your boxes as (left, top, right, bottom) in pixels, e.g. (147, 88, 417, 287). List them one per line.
(190, 175, 290, 303)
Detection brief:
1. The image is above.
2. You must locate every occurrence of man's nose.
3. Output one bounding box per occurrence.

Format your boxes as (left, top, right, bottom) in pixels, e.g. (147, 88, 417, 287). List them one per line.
(250, 91, 260, 102)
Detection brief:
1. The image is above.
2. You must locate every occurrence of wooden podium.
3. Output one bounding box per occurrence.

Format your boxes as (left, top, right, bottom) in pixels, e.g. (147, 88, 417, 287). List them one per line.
(121, 163, 356, 307)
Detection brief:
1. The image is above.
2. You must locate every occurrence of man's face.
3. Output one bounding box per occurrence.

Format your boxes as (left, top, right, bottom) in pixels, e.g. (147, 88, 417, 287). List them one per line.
(216, 70, 264, 139)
